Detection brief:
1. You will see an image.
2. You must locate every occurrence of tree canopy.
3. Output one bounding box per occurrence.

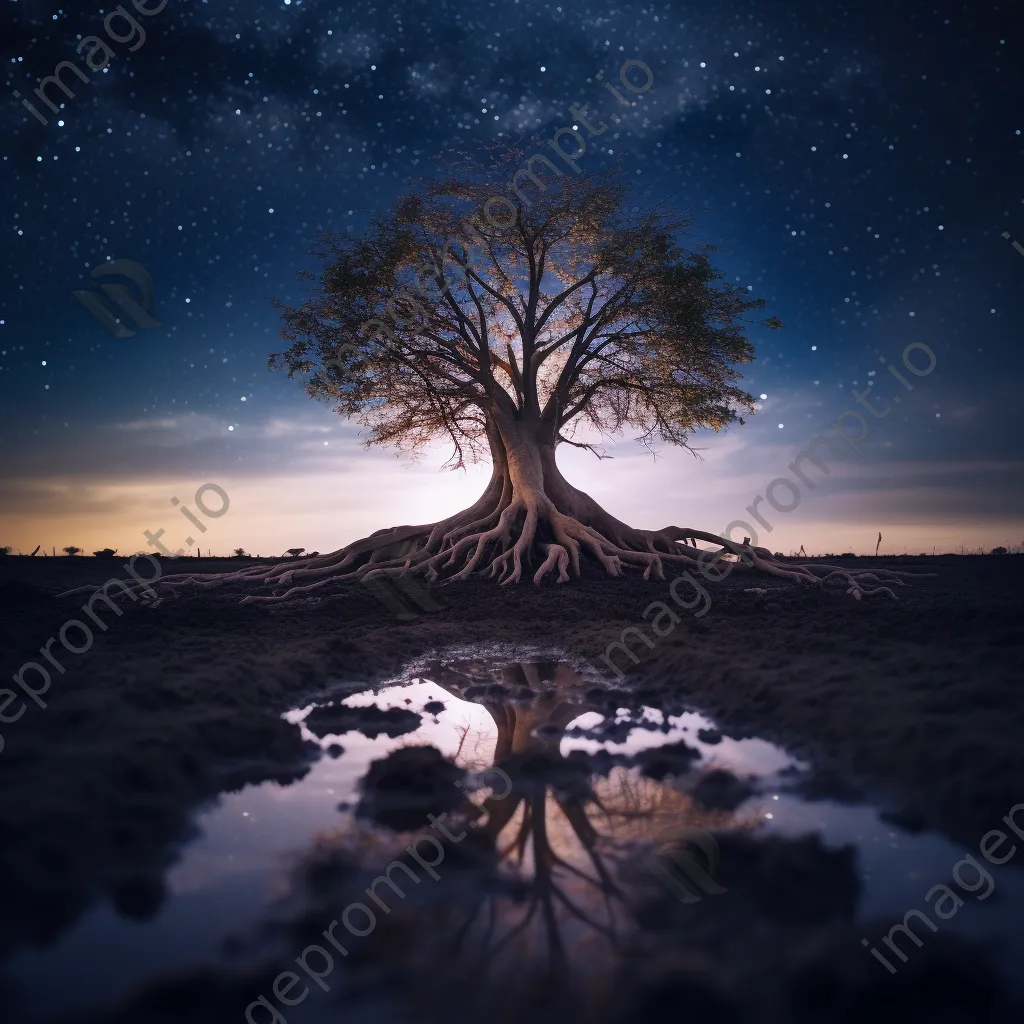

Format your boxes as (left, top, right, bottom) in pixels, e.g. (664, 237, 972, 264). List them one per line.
(271, 158, 782, 468)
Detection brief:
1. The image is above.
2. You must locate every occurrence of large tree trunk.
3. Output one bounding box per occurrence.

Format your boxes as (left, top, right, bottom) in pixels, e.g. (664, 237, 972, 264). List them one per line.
(471, 408, 649, 583)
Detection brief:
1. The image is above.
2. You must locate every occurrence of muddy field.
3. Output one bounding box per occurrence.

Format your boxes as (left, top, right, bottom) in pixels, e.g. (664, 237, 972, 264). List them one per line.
(1, 554, 1022, 1023)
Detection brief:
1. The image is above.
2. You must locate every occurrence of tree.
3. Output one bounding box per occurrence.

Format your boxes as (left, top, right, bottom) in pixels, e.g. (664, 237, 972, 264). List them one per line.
(63, 546, 82, 557)
(93, 548, 118, 559)
(0, 546, 10, 557)
(285, 548, 305, 558)
(232, 547, 249, 558)
(84, 159, 913, 603)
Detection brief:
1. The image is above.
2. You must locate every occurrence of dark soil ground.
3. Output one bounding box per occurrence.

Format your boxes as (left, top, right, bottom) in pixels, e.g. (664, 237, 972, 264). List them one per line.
(1, 553, 1022, 1023)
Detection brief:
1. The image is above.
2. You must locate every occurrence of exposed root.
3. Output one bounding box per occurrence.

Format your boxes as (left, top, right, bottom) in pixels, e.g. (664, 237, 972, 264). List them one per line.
(57, 491, 933, 608)
(533, 544, 570, 585)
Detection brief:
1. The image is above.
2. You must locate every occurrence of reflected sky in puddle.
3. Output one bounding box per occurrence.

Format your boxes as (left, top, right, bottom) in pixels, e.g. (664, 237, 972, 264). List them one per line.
(563, 706, 799, 775)
(5, 657, 1024, 1019)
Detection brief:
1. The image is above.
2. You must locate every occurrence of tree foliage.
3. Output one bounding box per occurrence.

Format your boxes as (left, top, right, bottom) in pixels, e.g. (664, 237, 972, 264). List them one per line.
(271, 159, 782, 467)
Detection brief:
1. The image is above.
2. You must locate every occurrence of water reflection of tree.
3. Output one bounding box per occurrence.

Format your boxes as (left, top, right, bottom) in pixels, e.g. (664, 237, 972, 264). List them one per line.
(422, 660, 744, 980)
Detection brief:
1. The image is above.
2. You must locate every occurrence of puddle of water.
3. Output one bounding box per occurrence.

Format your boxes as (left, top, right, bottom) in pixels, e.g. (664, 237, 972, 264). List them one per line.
(4, 657, 1023, 1019)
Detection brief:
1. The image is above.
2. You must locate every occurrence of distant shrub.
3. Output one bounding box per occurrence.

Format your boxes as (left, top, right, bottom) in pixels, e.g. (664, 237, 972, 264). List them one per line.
(62, 546, 82, 557)
(92, 548, 118, 559)
(285, 547, 305, 558)
(773, 551, 785, 559)
(839, 552, 856, 558)
(991, 546, 1008, 556)
(308, 551, 320, 557)
(232, 547, 248, 557)
(0, 546, 10, 556)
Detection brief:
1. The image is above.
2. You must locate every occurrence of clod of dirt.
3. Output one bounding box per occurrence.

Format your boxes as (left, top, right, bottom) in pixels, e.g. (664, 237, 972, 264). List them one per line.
(635, 739, 702, 780)
(356, 745, 466, 831)
(304, 702, 422, 739)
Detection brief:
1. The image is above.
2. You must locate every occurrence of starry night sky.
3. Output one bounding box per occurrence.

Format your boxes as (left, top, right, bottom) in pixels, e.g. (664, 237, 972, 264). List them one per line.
(1, 0, 1021, 558)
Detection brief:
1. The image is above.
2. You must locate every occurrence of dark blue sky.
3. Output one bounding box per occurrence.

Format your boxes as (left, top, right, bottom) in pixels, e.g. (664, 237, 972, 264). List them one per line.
(1, 0, 1021, 556)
